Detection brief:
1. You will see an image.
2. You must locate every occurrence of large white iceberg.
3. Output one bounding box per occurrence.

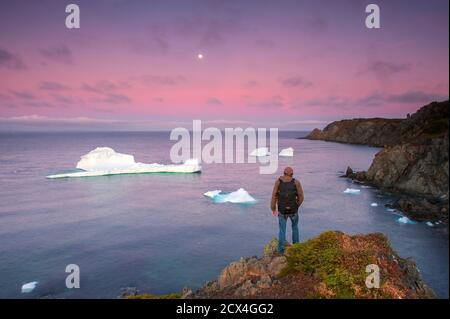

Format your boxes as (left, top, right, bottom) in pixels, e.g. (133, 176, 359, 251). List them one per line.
(47, 147, 201, 179)
(250, 147, 270, 157)
(279, 147, 294, 157)
(203, 188, 257, 204)
(76, 147, 135, 171)
(343, 188, 361, 194)
(21, 281, 38, 293)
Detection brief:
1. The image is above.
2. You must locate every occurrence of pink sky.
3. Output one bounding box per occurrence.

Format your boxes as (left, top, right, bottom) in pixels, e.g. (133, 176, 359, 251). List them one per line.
(0, 0, 448, 130)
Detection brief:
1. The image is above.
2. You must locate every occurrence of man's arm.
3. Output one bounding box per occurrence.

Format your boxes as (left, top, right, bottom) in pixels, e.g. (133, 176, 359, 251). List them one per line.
(270, 178, 280, 212)
(295, 179, 304, 206)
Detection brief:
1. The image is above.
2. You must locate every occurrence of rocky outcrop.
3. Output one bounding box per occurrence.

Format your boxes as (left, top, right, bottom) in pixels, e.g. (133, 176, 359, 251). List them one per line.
(305, 100, 449, 147)
(305, 118, 403, 147)
(316, 100, 449, 223)
(188, 232, 435, 299)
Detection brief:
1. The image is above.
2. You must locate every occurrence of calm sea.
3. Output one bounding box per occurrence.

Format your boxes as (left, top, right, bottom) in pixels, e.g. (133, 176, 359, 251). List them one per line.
(0, 131, 448, 298)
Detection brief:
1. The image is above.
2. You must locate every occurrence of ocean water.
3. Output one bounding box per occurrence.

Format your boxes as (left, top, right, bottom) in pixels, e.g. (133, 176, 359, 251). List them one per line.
(0, 131, 448, 298)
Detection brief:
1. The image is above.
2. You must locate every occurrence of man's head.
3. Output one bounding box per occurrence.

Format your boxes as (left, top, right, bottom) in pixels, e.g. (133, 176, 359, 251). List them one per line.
(283, 166, 293, 177)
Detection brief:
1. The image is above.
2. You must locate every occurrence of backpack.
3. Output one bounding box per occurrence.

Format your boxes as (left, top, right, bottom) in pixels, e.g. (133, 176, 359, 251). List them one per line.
(277, 178, 298, 215)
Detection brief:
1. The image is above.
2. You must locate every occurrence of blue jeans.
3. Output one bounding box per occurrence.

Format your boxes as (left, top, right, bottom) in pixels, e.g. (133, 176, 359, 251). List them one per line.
(278, 213, 299, 253)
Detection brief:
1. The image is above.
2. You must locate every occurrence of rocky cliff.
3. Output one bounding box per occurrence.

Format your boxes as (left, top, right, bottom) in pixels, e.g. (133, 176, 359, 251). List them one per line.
(310, 100, 449, 222)
(186, 232, 435, 299)
(122, 232, 436, 299)
(305, 100, 449, 147)
(306, 118, 403, 147)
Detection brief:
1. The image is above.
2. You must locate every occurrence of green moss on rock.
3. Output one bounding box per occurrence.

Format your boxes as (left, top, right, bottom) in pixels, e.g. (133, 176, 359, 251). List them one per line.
(279, 231, 419, 298)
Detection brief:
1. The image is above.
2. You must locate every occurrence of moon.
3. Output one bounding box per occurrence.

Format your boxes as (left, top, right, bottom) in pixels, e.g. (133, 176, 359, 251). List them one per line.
(197, 53, 204, 60)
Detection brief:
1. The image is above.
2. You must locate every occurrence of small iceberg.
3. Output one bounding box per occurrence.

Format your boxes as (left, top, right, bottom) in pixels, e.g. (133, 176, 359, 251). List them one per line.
(204, 188, 257, 204)
(279, 147, 294, 157)
(370, 203, 379, 207)
(386, 208, 397, 212)
(21, 281, 38, 293)
(397, 216, 417, 224)
(203, 190, 222, 198)
(343, 188, 361, 194)
(250, 147, 270, 157)
(426, 222, 434, 227)
(46, 147, 201, 178)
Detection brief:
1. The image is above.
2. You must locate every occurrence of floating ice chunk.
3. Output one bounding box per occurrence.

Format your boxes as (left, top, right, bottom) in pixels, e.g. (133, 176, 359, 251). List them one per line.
(250, 147, 270, 157)
(47, 159, 200, 178)
(397, 216, 416, 224)
(279, 147, 294, 157)
(370, 203, 378, 207)
(343, 188, 360, 194)
(203, 190, 222, 198)
(426, 222, 434, 227)
(76, 147, 135, 171)
(47, 147, 201, 178)
(21, 281, 38, 293)
(386, 208, 397, 212)
(219, 188, 256, 203)
(204, 188, 257, 204)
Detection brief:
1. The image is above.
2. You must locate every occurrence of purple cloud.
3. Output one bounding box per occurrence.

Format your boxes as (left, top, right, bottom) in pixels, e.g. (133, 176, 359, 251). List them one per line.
(0, 47, 26, 70)
(252, 95, 285, 108)
(40, 45, 74, 65)
(279, 76, 312, 88)
(304, 91, 448, 109)
(128, 23, 170, 55)
(38, 81, 69, 91)
(10, 90, 35, 100)
(100, 93, 131, 104)
(363, 60, 411, 78)
(387, 91, 448, 104)
(243, 80, 260, 89)
(206, 97, 223, 106)
(137, 75, 187, 86)
(82, 80, 130, 93)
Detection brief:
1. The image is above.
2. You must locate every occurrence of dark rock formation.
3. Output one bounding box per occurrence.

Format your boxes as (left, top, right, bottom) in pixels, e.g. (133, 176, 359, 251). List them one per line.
(305, 118, 403, 147)
(306, 100, 449, 147)
(188, 232, 436, 299)
(313, 100, 449, 222)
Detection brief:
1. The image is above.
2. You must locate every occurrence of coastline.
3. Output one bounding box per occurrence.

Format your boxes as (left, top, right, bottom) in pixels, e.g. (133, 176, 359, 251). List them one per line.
(302, 101, 449, 224)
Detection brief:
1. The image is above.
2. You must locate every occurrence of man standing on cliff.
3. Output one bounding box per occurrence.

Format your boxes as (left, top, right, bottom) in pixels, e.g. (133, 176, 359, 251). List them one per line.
(271, 167, 304, 253)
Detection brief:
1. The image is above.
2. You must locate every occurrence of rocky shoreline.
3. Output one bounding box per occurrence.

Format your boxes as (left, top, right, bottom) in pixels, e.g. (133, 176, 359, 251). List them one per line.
(306, 100, 449, 223)
(343, 166, 448, 224)
(304, 118, 403, 147)
(124, 231, 436, 299)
